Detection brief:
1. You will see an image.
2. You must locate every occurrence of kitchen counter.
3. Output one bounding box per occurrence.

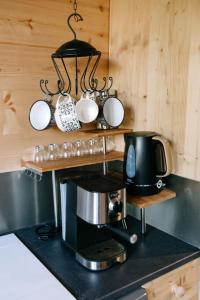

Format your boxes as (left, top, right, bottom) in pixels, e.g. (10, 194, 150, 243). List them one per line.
(16, 217, 200, 300)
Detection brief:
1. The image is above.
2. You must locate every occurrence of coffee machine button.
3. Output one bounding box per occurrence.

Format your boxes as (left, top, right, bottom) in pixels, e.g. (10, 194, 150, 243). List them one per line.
(109, 199, 123, 214)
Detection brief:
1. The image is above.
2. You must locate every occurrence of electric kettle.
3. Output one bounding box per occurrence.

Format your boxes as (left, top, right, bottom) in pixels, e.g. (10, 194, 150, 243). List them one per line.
(123, 131, 172, 196)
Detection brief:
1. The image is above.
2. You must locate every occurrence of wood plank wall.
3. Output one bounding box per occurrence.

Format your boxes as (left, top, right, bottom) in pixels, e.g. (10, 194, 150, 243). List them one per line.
(109, 0, 200, 181)
(0, 0, 109, 172)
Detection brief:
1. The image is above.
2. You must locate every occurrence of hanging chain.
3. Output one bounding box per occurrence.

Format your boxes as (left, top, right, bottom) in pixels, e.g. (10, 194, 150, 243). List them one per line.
(73, 0, 77, 14)
(73, 0, 79, 22)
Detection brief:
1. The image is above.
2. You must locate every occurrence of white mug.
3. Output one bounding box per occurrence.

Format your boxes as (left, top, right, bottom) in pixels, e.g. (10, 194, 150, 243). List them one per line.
(75, 92, 99, 124)
(54, 93, 81, 132)
(103, 97, 124, 128)
(29, 96, 55, 131)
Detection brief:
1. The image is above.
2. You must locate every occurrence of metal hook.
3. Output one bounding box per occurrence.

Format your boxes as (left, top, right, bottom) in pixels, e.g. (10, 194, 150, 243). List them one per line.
(60, 57, 72, 94)
(80, 56, 92, 93)
(40, 80, 48, 95)
(24, 169, 32, 177)
(89, 53, 101, 90)
(106, 77, 113, 92)
(44, 80, 53, 96)
(57, 83, 66, 96)
(40, 79, 60, 97)
(98, 77, 107, 92)
(91, 78, 98, 91)
(96, 77, 113, 93)
(52, 57, 65, 91)
(67, 13, 83, 40)
(34, 173, 42, 182)
(57, 80, 65, 96)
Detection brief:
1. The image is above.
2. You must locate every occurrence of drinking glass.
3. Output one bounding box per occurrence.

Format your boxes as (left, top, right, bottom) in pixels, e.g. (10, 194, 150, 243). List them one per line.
(61, 142, 73, 158)
(47, 144, 56, 160)
(34, 145, 44, 162)
(96, 137, 104, 154)
(87, 138, 97, 155)
(53, 144, 61, 159)
(73, 140, 83, 157)
(81, 140, 89, 156)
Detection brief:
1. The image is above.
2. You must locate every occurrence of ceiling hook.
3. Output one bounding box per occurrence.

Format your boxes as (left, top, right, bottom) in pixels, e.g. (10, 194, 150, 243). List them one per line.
(67, 13, 83, 40)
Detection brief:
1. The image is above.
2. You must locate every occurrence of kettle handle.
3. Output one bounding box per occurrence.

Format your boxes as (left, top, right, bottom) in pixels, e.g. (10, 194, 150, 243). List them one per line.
(152, 135, 173, 177)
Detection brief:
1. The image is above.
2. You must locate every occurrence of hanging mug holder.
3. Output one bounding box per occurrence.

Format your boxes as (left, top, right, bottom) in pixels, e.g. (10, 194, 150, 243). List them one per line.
(38, 1, 113, 98)
(30, 0, 123, 132)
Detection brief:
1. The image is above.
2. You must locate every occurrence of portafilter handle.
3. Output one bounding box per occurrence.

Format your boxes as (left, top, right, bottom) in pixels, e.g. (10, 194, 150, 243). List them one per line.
(107, 224, 138, 245)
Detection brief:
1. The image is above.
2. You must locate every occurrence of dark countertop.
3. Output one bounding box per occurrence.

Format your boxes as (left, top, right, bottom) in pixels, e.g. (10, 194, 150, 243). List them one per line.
(16, 217, 200, 300)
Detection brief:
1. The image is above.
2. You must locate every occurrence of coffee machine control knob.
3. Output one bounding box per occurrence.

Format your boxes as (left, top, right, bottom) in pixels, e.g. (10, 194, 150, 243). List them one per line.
(113, 201, 123, 213)
(109, 191, 123, 214)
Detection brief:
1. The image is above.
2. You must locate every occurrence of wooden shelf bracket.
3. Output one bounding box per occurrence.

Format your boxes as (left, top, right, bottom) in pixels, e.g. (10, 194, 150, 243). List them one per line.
(127, 189, 176, 235)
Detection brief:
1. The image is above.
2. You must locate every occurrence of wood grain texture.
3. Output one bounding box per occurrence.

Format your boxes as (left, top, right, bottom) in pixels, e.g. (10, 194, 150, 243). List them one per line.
(143, 258, 199, 300)
(0, 0, 109, 172)
(22, 151, 124, 173)
(127, 189, 176, 208)
(109, 0, 200, 181)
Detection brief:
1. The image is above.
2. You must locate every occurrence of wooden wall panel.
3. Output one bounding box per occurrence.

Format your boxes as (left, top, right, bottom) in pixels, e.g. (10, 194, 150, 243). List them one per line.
(109, 0, 200, 181)
(0, 0, 109, 172)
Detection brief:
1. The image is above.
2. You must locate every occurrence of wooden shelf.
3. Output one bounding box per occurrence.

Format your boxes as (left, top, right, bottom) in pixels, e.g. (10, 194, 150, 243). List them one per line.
(22, 128, 132, 173)
(79, 128, 132, 138)
(22, 151, 124, 173)
(127, 188, 176, 208)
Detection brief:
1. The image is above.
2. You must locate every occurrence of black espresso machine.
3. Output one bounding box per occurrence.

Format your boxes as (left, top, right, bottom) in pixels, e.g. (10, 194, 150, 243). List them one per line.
(60, 173, 137, 271)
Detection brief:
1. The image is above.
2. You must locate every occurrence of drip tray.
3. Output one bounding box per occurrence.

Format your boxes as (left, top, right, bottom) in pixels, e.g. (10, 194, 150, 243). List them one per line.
(76, 239, 127, 271)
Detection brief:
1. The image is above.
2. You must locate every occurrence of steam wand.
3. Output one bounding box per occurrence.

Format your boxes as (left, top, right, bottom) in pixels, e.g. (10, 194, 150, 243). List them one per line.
(107, 220, 138, 245)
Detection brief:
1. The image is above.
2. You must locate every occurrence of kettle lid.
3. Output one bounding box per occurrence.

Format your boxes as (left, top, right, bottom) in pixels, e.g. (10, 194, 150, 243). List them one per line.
(125, 131, 157, 138)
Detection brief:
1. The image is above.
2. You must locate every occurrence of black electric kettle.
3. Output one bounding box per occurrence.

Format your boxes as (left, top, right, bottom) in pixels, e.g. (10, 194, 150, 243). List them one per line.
(123, 131, 172, 196)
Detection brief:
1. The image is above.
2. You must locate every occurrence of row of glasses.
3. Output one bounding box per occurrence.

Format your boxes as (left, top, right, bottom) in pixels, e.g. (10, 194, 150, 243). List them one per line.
(60, 138, 104, 157)
(34, 144, 60, 162)
(33, 137, 115, 162)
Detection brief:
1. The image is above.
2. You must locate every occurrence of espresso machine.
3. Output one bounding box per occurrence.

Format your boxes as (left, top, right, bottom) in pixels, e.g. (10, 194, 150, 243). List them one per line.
(60, 173, 137, 271)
